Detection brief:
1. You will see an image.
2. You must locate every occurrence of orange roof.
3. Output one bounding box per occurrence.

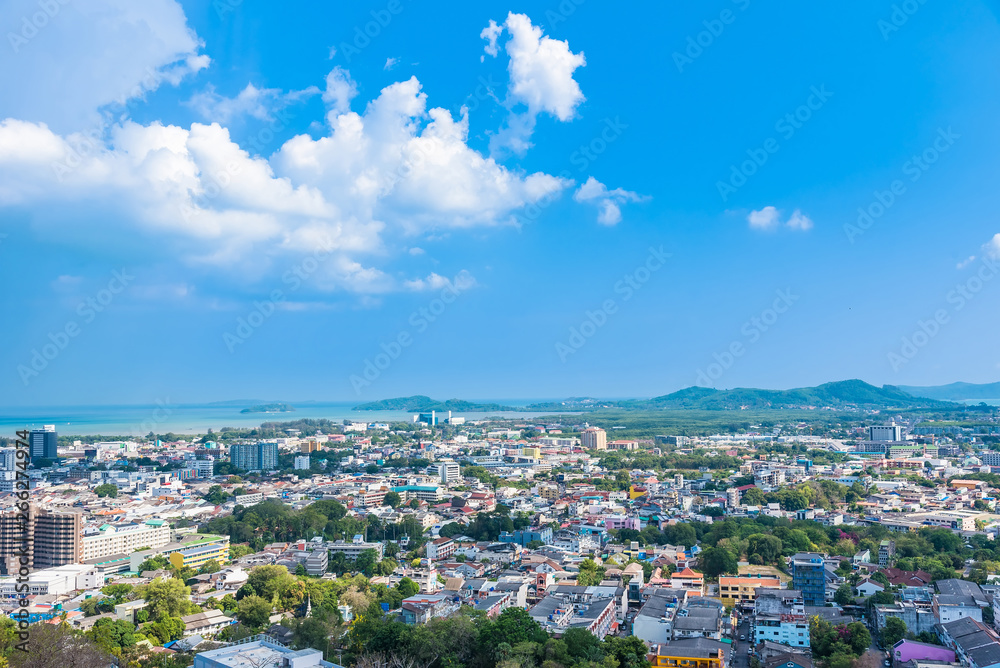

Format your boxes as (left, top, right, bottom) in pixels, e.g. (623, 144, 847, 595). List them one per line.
(674, 567, 703, 579)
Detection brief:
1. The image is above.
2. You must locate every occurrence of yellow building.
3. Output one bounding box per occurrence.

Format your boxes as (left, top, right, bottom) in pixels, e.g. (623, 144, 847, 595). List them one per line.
(649, 641, 727, 668)
(629, 485, 647, 500)
(718, 575, 781, 601)
(522, 447, 541, 459)
(166, 536, 230, 570)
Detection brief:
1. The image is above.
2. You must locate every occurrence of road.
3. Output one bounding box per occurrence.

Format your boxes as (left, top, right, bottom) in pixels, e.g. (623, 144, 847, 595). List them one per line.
(732, 616, 751, 668)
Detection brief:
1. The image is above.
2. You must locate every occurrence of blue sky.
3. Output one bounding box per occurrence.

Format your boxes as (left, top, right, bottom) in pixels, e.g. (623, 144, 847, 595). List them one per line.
(2, 0, 1000, 406)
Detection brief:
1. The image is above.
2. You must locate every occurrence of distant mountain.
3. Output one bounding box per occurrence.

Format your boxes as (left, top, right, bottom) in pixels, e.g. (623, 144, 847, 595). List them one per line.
(635, 380, 957, 410)
(353, 396, 517, 412)
(898, 382, 1000, 403)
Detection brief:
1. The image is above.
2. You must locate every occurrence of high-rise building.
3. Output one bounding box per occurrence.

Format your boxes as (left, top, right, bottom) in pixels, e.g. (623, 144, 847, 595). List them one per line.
(29, 426, 58, 460)
(0, 506, 82, 575)
(437, 461, 460, 484)
(229, 442, 279, 472)
(293, 455, 311, 470)
(869, 425, 903, 442)
(581, 427, 607, 450)
(878, 540, 896, 567)
(790, 552, 827, 606)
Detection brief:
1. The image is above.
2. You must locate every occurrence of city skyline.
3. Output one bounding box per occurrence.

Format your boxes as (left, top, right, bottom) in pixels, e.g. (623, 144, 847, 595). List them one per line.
(3, 1, 1000, 407)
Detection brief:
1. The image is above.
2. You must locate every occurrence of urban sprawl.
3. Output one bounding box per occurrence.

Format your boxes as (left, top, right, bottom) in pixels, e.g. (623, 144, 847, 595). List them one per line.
(5, 410, 1000, 668)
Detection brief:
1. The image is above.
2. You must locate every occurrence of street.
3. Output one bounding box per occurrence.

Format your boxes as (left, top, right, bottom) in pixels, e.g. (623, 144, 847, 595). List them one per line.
(732, 616, 751, 668)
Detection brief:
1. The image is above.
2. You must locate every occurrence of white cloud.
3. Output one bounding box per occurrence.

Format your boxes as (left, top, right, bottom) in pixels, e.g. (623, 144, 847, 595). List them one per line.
(984, 234, 1000, 260)
(572, 177, 648, 225)
(186, 83, 319, 123)
(0, 0, 209, 134)
(957, 255, 977, 269)
(482, 13, 586, 155)
(403, 270, 476, 292)
(0, 71, 572, 293)
(747, 206, 813, 232)
(384, 57, 400, 71)
(786, 209, 813, 231)
(408, 247, 425, 255)
(747, 206, 781, 232)
(323, 67, 358, 120)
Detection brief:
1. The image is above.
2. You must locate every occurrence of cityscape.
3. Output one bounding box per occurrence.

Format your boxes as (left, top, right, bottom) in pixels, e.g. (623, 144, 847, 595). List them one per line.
(3, 1, 1000, 668)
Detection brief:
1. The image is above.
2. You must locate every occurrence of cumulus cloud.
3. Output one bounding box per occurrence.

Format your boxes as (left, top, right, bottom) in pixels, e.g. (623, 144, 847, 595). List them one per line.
(323, 67, 359, 120)
(482, 13, 586, 155)
(984, 234, 1000, 260)
(384, 57, 400, 71)
(0, 71, 572, 293)
(786, 209, 814, 231)
(186, 83, 320, 123)
(747, 206, 781, 232)
(573, 177, 648, 225)
(403, 270, 477, 292)
(0, 0, 209, 134)
(748, 206, 813, 232)
(957, 255, 977, 269)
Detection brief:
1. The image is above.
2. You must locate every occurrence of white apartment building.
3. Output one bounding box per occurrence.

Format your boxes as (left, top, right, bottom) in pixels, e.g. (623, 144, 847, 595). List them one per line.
(82, 520, 171, 561)
(437, 461, 461, 484)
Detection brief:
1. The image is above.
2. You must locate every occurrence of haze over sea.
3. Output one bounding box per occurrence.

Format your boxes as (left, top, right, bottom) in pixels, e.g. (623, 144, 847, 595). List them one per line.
(0, 402, 566, 437)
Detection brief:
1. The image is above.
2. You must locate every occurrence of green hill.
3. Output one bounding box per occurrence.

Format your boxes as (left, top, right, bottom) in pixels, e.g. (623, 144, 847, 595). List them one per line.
(353, 396, 517, 412)
(638, 380, 954, 410)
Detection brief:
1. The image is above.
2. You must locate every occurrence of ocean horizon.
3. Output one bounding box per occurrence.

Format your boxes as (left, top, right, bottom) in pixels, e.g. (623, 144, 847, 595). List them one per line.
(0, 401, 574, 438)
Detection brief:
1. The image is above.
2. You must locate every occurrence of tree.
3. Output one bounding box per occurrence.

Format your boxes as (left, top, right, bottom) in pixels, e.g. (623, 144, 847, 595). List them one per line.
(9, 623, 111, 668)
(408, 499, 420, 509)
(743, 487, 767, 506)
(563, 626, 602, 661)
(87, 618, 138, 653)
(747, 534, 783, 565)
(384, 491, 401, 508)
(199, 559, 221, 575)
(834, 584, 854, 606)
(236, 595, 273, 629)
(355, 549, 379, 576)
(138, 577, 195, 621)
(698, 547, 737, 578)
(396, 577, 419, 599)
(605, 636, 651, 668)
(881, 617, 907, 648)
(94, 483, 118, 498)
(203, 485, 230, 504)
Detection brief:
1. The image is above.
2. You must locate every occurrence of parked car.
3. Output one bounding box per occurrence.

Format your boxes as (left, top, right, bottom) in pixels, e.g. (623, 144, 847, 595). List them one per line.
(740, 635, 746, 641)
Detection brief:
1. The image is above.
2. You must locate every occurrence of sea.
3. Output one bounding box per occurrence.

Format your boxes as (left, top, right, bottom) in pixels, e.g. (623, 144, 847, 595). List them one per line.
(0, 402, 569, 438)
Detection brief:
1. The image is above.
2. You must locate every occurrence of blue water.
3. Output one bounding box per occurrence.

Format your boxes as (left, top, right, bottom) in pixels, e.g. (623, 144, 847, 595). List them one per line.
(0, 402, 565, 437)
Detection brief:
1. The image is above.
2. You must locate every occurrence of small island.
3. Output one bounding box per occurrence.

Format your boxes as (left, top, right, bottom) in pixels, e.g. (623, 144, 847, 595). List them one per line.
(240, 403, 296, 414)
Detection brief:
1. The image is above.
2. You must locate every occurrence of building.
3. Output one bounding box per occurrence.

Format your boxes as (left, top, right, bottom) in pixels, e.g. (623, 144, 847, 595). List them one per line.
(581, 427, 607, 451)
(649, 638, 730, 668)
(670, 568, 705, 595)
(294, 456, 311, 470)
(190, 458, 215, 478)
(633, 588, 690, 644)
(529, 593, 618, 639)
(870, 425, 904, 442)
(499, 527, 553, 547)
(327, 536, 384, 561)
(754, 589, 809, 648)
(29, 426, 58, 460)
(82, 519, 171, 561)
(879, 540, 896, 567)
(392, 485, 443, 503)
(0, 506, 83, 574)
(427, 537, 456, 561)
(938, 617, 1000, 668)
(935, 579, 988, 624)
(192, 634, 334, 667)
(718, 576, 781, 604)
(180, 609, 234, 637)
(437, 461, 461, 484)
(891, 639, 956, 666)
(229, 442, 279, 472)
(0, 563, 100, 597)
(790, 553, 827, 606)
(169, 540, 230, 570)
